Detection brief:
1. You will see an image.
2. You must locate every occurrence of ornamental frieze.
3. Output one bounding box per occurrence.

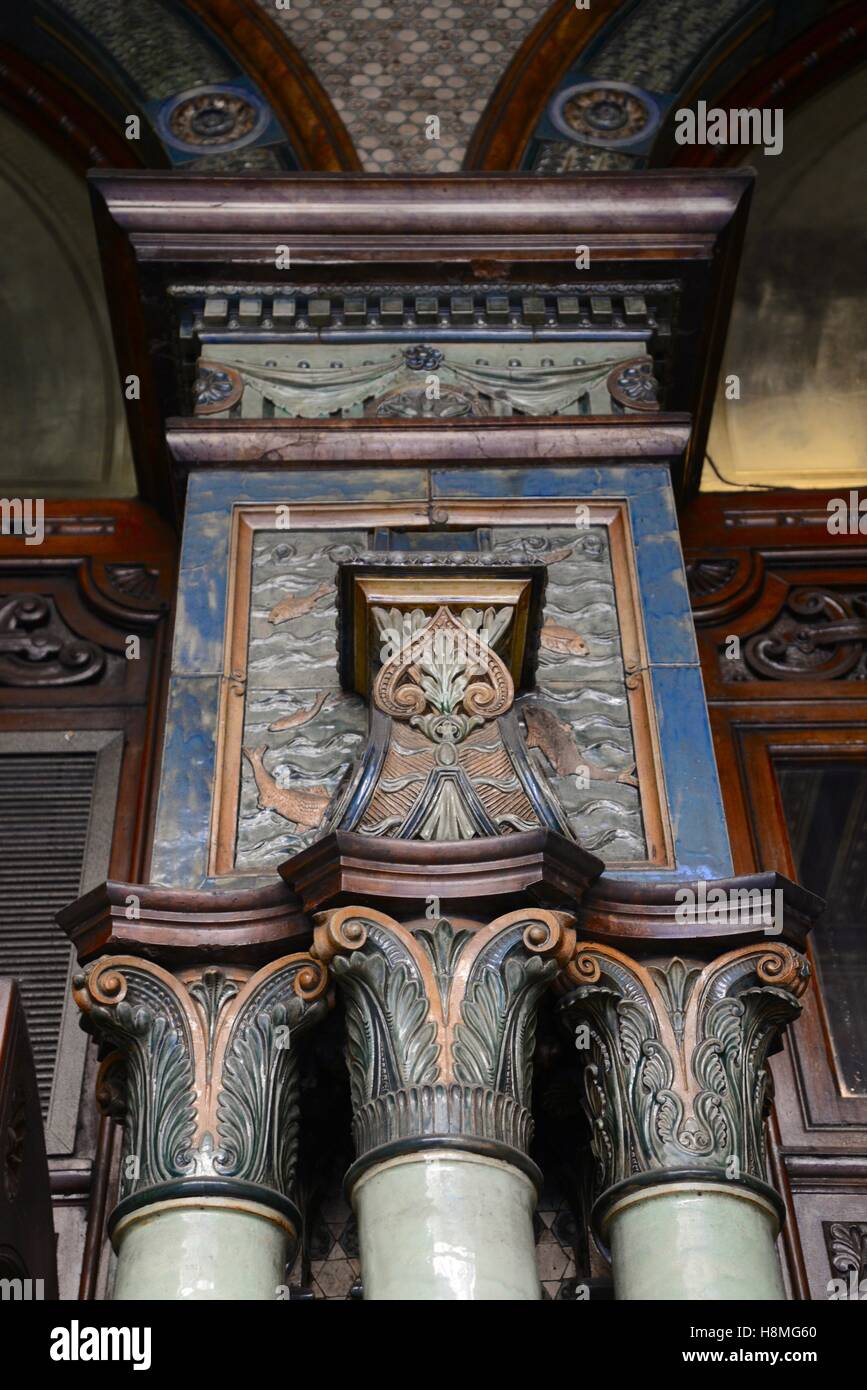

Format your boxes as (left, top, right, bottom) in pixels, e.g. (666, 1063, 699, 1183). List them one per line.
(193, 341, 659, 421)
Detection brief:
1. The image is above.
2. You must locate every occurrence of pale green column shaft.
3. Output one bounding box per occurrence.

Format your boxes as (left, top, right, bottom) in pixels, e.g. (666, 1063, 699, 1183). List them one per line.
(112, 1198, 293, 1301)
(353, 1150, 541, 1301)
(606, 1183, 785, 1301)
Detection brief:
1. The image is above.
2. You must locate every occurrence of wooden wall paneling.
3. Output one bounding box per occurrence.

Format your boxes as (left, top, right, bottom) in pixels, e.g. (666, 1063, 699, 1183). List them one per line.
(0, 502, 176, 1297)
(686, 489, 867, 1298)
(690, 559, 867, 699)
(786, 1189, 867, 1302)
(722, 717, 867, 1142)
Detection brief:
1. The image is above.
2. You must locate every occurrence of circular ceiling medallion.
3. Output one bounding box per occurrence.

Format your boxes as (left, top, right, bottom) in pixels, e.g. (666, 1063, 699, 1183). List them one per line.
(549, 81, 660, 150)
(157, 85, 269, 154)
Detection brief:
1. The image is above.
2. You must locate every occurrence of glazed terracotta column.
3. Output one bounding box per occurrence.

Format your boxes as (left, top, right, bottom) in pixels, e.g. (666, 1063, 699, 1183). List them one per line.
(558, 875, 820, 1301)
(60, 883, 329, 1301)
(313, 904, 578, 1301)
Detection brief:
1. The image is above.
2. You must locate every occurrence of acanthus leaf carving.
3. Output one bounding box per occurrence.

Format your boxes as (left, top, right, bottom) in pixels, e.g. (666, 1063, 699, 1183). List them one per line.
(560, 942, 810, 1198)
(314, 905, 573, 1162)
(373, 604, 514, 726)
(73, 952, 328, 1204)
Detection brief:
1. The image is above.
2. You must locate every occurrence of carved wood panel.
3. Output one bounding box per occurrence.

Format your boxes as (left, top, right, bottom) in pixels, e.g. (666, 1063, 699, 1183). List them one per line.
(683, 491, 867, 1301)
(686, 551, 867, 695)
(0, 501, 176, 1298)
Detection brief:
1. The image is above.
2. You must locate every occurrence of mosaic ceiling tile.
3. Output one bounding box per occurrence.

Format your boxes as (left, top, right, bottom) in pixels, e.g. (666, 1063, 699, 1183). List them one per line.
(52, 0, 295, 168)
(583, 0, 751, 92)
(264, 0, 552, 172)
(54, 0, 235, 101)
(532, 0, 755, 173)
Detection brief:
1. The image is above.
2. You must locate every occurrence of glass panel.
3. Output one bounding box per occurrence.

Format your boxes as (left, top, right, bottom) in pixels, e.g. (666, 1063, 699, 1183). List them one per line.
(777, 760, 867, 1097)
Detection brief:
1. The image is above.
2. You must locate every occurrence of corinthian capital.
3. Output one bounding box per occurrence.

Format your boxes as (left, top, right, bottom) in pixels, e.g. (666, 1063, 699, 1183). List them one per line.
(313, 905, 576, 1181)
(559, 940, 810, 1215)
(72, 952, 329, 1209)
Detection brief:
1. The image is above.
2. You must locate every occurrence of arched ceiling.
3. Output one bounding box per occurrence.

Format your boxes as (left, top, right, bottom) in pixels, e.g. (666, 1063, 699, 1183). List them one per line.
(5, 0, 360, 171)
(1, 0, 864, 497)
(467, 0, 867, 171)
(7, 1, 863, 176)
(265, 0, 552, 172)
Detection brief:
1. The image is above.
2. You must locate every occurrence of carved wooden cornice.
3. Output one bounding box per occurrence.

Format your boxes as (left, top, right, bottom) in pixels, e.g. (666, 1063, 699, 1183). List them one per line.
(279, 827, 605, 915)
(90, 170, 753, 254)
(167, 416, 692, 475)
(88, 169, 749, 512)
(57, 878, 309, 967)
(577, 871, 820, 952)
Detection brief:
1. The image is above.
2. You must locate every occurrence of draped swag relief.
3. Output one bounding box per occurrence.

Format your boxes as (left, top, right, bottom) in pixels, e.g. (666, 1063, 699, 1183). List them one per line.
(196, 345, 655, 419)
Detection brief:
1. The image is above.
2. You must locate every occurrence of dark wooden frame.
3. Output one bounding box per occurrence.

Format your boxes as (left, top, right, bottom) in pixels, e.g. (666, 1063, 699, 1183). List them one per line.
(0, 501, 177, 1298)
(682, 487, 867, 1300)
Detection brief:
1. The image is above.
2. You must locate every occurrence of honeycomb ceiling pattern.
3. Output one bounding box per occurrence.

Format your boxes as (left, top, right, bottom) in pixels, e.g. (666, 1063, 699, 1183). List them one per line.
(266, 0, 551, 172)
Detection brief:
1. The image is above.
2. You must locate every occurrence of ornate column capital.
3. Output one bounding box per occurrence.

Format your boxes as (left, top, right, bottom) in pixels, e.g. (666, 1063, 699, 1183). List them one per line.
(313, 905, 576, 1188)
(72, 951, 329, 1230)
(558, 937, 811, 1236)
